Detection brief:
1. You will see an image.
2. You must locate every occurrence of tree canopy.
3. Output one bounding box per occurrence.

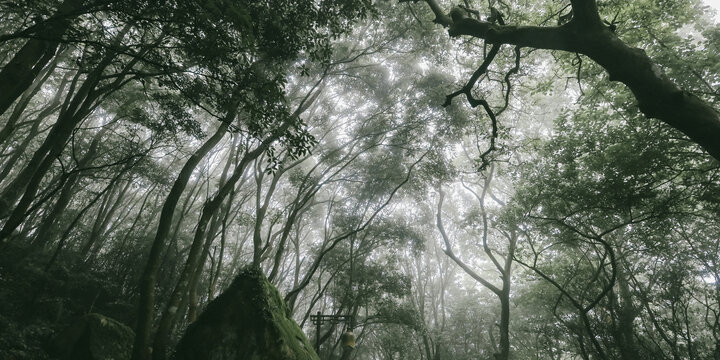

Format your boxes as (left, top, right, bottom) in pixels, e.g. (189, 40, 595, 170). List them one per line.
(0, 0, 718, 359)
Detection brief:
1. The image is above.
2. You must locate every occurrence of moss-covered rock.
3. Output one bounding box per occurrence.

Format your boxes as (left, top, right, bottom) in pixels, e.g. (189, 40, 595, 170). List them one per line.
(174, 267, 319, 360)
(49, 313, 134, 360)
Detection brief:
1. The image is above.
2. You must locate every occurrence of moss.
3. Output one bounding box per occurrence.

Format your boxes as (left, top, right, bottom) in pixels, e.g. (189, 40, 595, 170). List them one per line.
(175, 267, 318, 360)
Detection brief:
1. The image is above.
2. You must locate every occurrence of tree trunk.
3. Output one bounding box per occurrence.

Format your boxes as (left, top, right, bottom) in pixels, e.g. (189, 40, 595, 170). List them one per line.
(32, 125, 110, 247)
(0, 73, 69, 187)
(0, 44, 118, 238)
(186, 147, 237, 323)
(0, 0, 82, 117)
(131, 120, 230, 360)
(0, 52, 60, 147)
(45, 160, 135, 271)
(151, 127, 287, 360)
(614, 255, 641, 360)
(81, 177, 133, 261)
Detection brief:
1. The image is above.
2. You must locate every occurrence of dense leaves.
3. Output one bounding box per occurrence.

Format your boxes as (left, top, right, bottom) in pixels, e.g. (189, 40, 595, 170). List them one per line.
(1, 0, 719, 359)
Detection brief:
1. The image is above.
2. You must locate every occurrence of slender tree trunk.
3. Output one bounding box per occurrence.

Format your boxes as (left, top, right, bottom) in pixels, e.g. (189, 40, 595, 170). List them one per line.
(108, 184, 159, 270)
(206, 210, 228, 300)
(615, 255, 641, 360)
(150, 124, 289, 360)
(0, 47, 116, 236)
(130, 119, 231, 360)
(0, 0, 82, 117)
(0, 23, 147, 240)
(31, 125, 110, 247)
(81, 177, 133, 261)
(45, 159, 135, 271)
(0, 73, 69, 186)
(186, 146, 237, 323)
(0, 53, 60, 146)
(252, 161, 283, 267)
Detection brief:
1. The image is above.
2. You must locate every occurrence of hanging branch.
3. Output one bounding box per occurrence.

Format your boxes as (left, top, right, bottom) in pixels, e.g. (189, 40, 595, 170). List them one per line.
(443, 43, 501, 108)
(496, 46, 521, 117)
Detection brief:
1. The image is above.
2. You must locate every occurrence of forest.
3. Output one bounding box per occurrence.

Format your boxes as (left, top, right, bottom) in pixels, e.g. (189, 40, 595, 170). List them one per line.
(0, 0, 719, 359)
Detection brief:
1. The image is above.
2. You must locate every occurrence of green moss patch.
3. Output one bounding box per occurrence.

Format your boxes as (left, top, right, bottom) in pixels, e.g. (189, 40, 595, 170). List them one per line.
(174, 266, 318, 360)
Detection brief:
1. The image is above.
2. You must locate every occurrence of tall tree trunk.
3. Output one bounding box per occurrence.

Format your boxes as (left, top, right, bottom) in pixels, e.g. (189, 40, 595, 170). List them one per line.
(0, 23, 149, 240)
(615, 251, 641, 360)
(0, 0, 82, 117)
(31, 125, 110, 247)
(252, 159, 284, 267)
(0, 73, 69, 186)
(150, 124, 289, 360)
(206, 209, 229, 301)
(81, 177, 133, 261)
(186, 145, 237, 323)
(107, 184, 159, 271)
(44, 159, 136, 271)
(0, 53, 61, 147)
(131, 119, 231, 360)
(0, 42, 119, 237)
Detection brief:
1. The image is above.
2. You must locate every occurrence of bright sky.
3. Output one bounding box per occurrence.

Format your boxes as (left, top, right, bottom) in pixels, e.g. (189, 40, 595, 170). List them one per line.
(707, 0, 720, 20)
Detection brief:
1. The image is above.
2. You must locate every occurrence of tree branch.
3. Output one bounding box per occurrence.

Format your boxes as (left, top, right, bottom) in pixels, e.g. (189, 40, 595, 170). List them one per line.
(436, 186, 502, 295)
(414, 0, 720, 161)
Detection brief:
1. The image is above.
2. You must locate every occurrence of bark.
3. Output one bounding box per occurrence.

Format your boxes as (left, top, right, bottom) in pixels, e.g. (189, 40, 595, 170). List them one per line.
(284, 153, 424, 309)
(45, 159, 135, 271)
(435, 164, 516, 360)
(0, 23, 159, 240)
(0, 26, 128, 238)
(31, 125, 110, 247)
(0, 53, 60, 147)
(186, 145, 238, 323)
(107, 184, 159, 271)
(151, 124, 289, 360)
(614, 250, 641, 360)
(206, 219, 226, 301)
(131, 120, 231, 360)
(0, 0, 82, 117)
(0, 73, 69, 186)
(251, 160, 281, 266)
(419, 0, 720, 161)
(80, 177, 133, 261)
(266, 156, 319, 282)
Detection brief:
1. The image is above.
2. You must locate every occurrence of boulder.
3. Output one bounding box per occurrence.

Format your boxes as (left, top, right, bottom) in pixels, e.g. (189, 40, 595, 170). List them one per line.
(50, 313, 134, 360)
(174, 267, 318, 360)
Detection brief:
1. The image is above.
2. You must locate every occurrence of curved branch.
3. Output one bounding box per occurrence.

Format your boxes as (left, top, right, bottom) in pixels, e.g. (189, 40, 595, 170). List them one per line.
(436, 186, 502, 295)
(443, 44, 501, 107)
(416, 0, 720, 161)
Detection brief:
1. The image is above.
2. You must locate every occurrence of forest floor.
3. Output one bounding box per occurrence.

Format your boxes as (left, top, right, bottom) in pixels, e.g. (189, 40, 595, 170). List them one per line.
(0, 244, 134, 359)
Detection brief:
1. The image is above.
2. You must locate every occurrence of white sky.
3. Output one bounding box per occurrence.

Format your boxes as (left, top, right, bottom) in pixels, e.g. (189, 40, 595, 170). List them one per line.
(707, 0, 720, 20)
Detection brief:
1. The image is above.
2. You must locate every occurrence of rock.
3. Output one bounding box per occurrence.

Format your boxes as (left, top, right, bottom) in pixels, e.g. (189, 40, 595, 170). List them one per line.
(174, 267, 319, 360)
(50, 313, 134, 360)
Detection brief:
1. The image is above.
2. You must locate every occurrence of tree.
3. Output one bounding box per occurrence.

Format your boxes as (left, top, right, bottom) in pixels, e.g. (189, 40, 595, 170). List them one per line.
(436, 165, 517, 360)
(509, 96, 720, 358)
(403, 0, 720, 161)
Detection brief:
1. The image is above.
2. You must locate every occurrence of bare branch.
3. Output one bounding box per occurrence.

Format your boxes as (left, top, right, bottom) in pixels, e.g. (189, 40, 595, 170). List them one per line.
(436, 186, 502, 295)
